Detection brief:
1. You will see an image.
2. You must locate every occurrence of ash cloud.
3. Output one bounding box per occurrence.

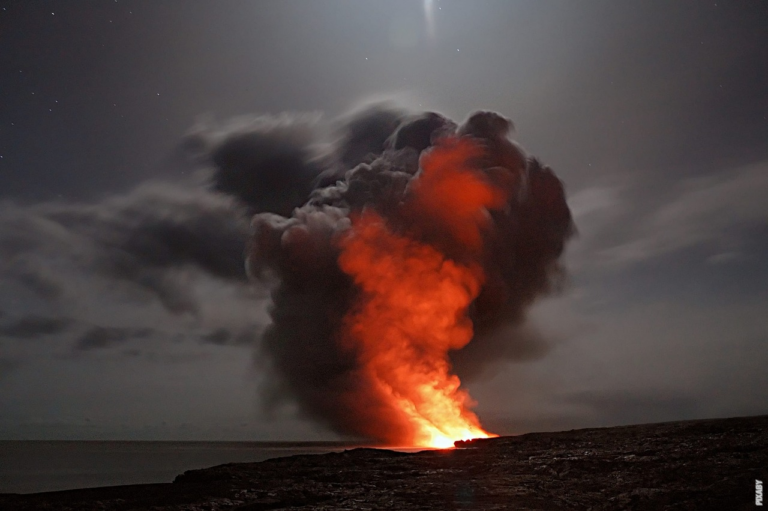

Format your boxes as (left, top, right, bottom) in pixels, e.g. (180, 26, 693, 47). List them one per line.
(0, 103, 572, 442)
(219, 106, 574, 441)
(186, 113, 325, 216)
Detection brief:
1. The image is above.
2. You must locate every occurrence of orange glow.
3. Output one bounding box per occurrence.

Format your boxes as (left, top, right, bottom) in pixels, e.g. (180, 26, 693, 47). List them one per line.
(337, 138, 502, 448)
(408, 137, 508, 251)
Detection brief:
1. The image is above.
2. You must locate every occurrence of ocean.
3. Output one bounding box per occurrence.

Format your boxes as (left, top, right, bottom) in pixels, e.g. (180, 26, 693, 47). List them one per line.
(0, 440, 366, 494)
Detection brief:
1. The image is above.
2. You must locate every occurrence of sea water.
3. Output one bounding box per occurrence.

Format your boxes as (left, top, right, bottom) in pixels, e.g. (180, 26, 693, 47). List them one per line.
(0, 440, 363, 494)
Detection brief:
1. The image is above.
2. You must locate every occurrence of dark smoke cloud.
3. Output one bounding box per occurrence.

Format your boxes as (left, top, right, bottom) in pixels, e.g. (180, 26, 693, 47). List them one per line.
(15, 272, 63, 301)
(0, 102, 571, 442)
(314, 102, 407, 189)
(0, 315, 73, 339)
(451, 322, 552, 382)
(389, 111, 458, 153)
(333, 102, 406, 171)
(75, 326, 154, 351)
(201, 328, 232, 346)
(186, 113, 324, 216)
(199, 325, 264, 346)
(215, 107, 574, 441)
(0, 184, 249, 315)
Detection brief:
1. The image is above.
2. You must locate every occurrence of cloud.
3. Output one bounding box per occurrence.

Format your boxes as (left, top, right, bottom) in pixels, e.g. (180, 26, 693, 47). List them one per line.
(598, 160, 768, 264)
(0, 357, 20, 380)
(0, 182, 250, 315)
(331, 102, 406, 169)
(187, 112, 325, 216)
(200, 328, 232, 346)
(14, 271, 63, 301)
(562, 390, 700, 426)
(0, 315, 73, 339)
(452, 321, 552, 381)
(199, 325, 263, 346)
(0, 176, 274, 390)
(74, 326, 154, 351)
(483, 390, 700, 434)
(468, 289, 768, 437)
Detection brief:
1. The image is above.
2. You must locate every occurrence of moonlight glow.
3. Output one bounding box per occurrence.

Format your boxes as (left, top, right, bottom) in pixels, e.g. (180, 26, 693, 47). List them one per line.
(424, 0, 435, 41)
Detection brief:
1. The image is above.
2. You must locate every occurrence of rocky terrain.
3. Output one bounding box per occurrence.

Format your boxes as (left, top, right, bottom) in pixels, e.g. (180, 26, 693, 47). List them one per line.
(2, 415, 766, 510)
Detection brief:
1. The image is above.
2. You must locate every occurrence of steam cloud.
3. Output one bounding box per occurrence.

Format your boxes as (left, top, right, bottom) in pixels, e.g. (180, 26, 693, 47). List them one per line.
(201, 104, 574, 443)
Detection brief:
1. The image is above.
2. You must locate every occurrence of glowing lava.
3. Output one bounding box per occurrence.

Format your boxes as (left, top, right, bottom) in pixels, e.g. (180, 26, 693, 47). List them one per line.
(337, 138, 503, 448)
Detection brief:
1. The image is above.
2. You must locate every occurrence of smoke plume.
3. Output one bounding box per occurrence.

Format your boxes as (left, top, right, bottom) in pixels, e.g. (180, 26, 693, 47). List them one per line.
(211, 107, 574, 446)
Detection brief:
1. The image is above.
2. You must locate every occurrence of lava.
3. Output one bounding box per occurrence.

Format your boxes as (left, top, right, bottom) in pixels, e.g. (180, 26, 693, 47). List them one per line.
(337, 138, 504, 447)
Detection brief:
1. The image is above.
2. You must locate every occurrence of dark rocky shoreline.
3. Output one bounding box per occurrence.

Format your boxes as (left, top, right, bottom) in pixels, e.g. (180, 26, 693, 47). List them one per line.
(2, 415, 766, 510)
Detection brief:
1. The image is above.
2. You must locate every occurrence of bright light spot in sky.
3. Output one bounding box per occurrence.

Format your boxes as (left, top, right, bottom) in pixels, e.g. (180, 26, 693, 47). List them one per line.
(424, 0, 436, 41)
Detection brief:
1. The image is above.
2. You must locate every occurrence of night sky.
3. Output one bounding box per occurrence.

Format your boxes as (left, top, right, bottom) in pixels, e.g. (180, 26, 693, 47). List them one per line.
(1, 0, 767, 440)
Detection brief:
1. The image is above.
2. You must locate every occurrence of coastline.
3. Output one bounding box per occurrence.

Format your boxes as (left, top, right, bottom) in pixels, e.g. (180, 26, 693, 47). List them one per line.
(2, 415, 766, 510)
(0, 440, 370, 495)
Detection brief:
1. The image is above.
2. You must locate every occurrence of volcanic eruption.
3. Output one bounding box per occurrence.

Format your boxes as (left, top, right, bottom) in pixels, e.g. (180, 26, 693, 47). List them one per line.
(207, 106, 574, 447)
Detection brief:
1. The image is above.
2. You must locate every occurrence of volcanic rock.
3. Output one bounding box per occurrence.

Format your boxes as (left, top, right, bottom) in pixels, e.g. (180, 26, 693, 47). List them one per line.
(2, 415, 766, 510)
